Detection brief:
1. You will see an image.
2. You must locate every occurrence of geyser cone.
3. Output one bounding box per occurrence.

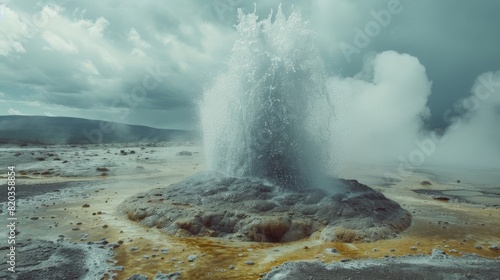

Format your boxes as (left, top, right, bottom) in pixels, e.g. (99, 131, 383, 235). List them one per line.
(200, 6, 332, 190)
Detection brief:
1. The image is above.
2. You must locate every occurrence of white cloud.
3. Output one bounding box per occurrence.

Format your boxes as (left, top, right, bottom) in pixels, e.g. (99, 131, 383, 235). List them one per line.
(80, 59, 100, 75)
(127, 28, 151, 48)
(0, 3, 66, 56)
(154, 28, 225, 72)
(0, 1, 230, 122)
(42, 30, 78, 54)
(7, 108, 23, 115)
(98, 49, 123, 71)
(0, 6, 29, 56)
(131, 48, 146, 58)
(40, 4, 63, 17)
(154, 33, 174, 45)
(44, 111, 55, 116)
(75, 16, 109, 37)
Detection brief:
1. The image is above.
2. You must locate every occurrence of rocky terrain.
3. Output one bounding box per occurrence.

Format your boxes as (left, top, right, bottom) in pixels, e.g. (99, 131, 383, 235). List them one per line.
(263, 249, 500, 280)
(0, 143, 498, 279)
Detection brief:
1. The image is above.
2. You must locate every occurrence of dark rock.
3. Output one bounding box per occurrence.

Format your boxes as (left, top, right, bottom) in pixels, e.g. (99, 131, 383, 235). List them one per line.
(154, 272, 180, 280)
(325, 248, 339, 254)
(187, 254, 197, 262)
(118, 171, 411, 243)
(431, 196, 450, 201)
(127, 274, 149, 280)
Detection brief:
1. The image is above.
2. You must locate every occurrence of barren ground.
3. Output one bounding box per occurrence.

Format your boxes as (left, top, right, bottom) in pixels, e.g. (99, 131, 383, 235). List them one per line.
(0, 143, 499, 279)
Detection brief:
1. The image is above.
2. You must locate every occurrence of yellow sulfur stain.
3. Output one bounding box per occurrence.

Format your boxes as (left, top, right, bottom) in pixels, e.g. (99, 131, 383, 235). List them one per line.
(108, 204, 499, 280)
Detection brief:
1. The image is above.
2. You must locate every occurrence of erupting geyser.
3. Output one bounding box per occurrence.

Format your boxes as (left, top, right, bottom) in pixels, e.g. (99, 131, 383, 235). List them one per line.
(201, 6, 332, 190)
(119, 7, 412, 243)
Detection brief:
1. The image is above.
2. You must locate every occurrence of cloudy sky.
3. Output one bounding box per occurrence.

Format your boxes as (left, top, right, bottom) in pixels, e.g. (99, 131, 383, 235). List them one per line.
(0, 0, 499, 130)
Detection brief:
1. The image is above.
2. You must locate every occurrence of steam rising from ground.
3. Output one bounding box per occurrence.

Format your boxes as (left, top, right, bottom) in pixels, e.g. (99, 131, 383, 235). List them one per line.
(428, 72, 500, 169)
(329, 51, 432, 165)
(329, 51, 500, 173)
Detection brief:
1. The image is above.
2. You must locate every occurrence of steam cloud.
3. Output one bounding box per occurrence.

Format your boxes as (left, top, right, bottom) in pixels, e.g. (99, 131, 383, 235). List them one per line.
(327, 51, 500, 173)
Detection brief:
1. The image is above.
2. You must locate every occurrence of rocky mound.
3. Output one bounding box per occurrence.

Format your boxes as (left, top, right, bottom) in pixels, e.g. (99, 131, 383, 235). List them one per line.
(118, 171, 411, 242)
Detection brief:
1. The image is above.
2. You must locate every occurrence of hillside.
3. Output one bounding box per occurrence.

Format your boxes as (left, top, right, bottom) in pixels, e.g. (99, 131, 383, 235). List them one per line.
(0, 115, 197, 145)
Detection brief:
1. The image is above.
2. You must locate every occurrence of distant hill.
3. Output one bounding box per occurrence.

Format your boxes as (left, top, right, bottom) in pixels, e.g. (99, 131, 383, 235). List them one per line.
(0, 115, 198, 145)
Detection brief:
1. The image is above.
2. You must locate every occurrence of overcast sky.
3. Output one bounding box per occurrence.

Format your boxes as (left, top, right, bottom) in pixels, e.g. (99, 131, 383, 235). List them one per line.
(0, 0, 499, 129)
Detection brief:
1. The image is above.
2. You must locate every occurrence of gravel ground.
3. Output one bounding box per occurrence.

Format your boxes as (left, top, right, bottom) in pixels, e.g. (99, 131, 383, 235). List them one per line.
(0, 240, 117, 280)
(0, 181, 92, 203)
(262, 249, 500, 280)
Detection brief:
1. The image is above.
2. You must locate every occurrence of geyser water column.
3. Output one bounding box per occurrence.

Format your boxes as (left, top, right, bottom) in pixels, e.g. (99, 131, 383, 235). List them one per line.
(201, 7, 332, 190)
(118, 7, 411, 244)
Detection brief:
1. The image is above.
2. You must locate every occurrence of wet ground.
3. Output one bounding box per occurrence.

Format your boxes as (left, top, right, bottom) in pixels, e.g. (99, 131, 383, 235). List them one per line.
(0, 143, 498, 279)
